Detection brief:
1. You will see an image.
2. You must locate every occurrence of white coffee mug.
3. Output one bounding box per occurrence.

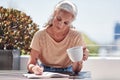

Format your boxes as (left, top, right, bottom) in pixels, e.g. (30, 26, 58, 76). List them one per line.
(66, 46, 83, 62)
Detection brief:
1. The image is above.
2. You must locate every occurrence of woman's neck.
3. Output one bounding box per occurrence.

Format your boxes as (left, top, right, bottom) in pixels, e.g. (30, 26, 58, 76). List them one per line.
(46, 26, 70, 42)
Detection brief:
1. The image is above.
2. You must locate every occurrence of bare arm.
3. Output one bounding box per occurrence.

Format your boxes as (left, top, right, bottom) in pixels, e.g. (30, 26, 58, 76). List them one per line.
(27, 49, 43, 74)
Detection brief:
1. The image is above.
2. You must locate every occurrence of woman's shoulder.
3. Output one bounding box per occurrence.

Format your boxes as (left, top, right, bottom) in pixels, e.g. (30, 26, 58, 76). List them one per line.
(34, 28, 46, 37)
(69, 28, 83, 39)
(35, 28, 46, 34)
(70, 28, 82, 35)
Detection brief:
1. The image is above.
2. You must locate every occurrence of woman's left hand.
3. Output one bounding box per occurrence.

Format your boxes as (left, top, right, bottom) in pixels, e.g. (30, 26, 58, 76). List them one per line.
(72, 61, 83, 73)
(83, 47, 89, 61)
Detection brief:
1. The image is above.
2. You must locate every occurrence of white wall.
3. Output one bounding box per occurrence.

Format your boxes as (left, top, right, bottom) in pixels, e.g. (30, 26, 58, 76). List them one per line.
(20, 55, 29, 70)
(82, 57, 120, 80)
(20, 56, 120, 80)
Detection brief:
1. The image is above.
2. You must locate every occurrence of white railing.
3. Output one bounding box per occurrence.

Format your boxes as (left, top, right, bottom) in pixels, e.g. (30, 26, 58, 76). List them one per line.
(87, 44, 120, 57)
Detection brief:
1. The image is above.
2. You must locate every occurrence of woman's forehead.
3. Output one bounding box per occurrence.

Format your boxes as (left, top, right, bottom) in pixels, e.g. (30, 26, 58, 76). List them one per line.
(55, 9, 74, 18)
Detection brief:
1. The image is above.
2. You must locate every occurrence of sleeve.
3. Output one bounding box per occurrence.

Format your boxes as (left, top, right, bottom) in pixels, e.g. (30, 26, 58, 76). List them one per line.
(74, 31, 86, 47)
(30, 31, 41, 52)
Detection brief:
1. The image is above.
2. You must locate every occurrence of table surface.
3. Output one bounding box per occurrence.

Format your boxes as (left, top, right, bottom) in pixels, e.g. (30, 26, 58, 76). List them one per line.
(0, 70, 92, 80)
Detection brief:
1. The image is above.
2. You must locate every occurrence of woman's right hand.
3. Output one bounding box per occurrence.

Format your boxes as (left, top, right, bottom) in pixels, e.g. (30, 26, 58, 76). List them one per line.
(32, 65, 44, 75)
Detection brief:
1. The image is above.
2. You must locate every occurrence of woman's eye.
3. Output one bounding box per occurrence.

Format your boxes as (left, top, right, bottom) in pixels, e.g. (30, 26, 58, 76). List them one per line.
(64, 22, 68, 25)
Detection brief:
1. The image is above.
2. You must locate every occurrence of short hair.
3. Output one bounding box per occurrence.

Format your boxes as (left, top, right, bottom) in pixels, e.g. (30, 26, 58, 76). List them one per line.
(55, 0, 77, 18)
(43, 0, 77, 28)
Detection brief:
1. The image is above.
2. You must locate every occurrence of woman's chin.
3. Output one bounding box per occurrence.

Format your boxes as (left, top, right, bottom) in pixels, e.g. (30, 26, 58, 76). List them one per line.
(56, 27, 63, 31)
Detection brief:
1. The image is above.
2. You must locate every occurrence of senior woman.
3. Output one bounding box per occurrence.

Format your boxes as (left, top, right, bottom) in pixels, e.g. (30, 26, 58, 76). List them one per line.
(27, 0, 89, 75)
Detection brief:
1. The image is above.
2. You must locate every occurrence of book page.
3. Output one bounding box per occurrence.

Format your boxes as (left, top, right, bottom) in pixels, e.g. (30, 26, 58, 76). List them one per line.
(23, 72, 69, 79)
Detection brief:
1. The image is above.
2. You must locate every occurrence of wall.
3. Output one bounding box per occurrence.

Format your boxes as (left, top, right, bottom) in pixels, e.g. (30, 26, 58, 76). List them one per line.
(20, 55, 29, 70)
(82, 57, 120, 80)
(20, 56, 120, 80)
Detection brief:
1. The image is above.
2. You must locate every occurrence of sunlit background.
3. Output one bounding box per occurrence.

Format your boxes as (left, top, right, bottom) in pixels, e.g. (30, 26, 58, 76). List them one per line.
(0, 0, 120, 56)
(1, 1, 120, 80)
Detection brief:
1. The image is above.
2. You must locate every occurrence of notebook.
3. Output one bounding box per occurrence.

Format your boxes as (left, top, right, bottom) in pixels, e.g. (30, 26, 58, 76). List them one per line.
(23, 72, 69, 79)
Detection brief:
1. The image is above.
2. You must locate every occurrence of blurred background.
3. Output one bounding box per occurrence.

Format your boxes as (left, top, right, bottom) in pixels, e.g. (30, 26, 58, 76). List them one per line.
(0, 0, 120, 57)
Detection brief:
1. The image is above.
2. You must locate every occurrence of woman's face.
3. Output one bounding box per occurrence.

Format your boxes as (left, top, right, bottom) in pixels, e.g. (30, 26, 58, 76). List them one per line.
(52, 9, 74, 31)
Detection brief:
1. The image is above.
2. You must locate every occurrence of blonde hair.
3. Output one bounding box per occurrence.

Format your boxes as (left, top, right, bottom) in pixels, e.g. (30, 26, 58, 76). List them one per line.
(44, 0, 77, 28)
(55, 0, 77, 18)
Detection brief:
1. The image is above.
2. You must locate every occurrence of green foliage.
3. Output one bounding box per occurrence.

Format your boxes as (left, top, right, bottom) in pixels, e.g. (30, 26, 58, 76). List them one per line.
(82, 33, 99, 56)
(0, 6, 39, 54)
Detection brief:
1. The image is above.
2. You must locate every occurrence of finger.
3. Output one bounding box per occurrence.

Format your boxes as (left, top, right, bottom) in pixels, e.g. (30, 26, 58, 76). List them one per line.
(35, 70, 42, 75)
(37, 67, 43, 74)
(33, 66, 43, 75)
(83, 55, 87, 61)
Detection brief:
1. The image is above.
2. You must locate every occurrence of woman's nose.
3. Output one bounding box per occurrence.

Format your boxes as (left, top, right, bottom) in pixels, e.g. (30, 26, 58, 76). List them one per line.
(58, 21, 64, 27)
(58, 23, 64, 29)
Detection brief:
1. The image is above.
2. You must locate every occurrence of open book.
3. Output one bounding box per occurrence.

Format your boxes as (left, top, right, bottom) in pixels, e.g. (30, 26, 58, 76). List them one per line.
(23, 72, 69, 79)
